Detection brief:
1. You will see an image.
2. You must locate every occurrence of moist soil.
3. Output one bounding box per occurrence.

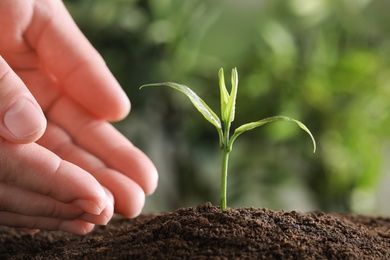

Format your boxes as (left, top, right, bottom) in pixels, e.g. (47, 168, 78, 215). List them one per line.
(1, 202, 389, 259)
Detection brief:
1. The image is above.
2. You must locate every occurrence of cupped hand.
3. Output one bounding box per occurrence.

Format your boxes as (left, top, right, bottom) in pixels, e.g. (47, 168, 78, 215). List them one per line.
(0, 0, 158, 234)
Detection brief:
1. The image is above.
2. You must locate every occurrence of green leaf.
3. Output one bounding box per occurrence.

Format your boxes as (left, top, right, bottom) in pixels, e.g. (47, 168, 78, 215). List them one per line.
(219, 68, 230, 122)
(140, 82, 222, 129)
(230, 116, 316, 152)
(224, 68, 238, 124)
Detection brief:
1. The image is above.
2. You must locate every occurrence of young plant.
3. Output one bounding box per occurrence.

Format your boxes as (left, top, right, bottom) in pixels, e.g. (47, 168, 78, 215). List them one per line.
(141, 68, 316, 210)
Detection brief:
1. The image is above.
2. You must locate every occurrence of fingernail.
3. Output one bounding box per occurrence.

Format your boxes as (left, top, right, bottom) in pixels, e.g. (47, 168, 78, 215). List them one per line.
(73, 199, 104, 215)
(103, 187, 115, 206)
(18, 228, 40, 235)
(58, 221, 81, 234)
(59, 221, 91, 235)
(4, 98, 46, 139)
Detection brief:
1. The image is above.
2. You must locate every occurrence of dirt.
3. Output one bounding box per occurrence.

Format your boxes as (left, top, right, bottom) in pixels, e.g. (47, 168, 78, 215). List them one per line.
(0, 202, 389, 259)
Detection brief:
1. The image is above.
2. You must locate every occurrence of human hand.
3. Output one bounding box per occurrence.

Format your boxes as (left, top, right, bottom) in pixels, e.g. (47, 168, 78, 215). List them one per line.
(0, 0, 158, 234)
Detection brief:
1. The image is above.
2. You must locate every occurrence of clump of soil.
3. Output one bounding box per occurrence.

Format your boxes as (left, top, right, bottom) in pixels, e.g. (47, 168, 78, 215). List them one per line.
(1, 202, 389, 259)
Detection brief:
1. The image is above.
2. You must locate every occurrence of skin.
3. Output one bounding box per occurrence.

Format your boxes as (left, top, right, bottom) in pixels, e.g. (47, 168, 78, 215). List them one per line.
(0, 0, 158, 234)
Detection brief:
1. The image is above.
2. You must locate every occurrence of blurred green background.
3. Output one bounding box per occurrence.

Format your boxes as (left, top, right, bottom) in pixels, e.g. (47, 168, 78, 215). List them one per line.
(65, 0, 390, 214)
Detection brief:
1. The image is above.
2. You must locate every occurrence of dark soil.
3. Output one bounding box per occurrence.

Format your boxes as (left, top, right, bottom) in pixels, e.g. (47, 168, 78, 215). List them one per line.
(1, 202, 389, 259)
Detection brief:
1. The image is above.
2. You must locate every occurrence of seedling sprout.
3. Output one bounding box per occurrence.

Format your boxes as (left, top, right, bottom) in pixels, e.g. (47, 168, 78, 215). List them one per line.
(141, 68, 316, 210)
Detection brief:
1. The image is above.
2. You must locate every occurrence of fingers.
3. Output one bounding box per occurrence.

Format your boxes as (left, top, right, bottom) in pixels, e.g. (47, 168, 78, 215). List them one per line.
(47, 96, 159, 196)
(0, 183, 113, 226)
(25, 0, 130, 121)
(93, 169, 145, 218)
(75, 188, 114, 226)
(0, 139, 108, 216)
(0, 139, 115, 233)
(0, 56, 46, 143)
(0, 182, 82, 219)
(0, 212, 96, 235)
(0, 0, 129, 120)
(38, 122, 147, 218)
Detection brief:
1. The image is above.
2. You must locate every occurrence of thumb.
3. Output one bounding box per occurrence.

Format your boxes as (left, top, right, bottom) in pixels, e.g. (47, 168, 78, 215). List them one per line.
(0, 56, 46, 143)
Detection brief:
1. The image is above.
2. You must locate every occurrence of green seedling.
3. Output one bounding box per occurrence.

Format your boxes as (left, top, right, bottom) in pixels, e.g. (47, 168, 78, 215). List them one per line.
(141, 68, 316, 210)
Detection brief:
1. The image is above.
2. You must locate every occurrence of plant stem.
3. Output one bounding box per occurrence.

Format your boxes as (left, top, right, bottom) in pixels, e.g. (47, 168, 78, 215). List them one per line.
(220, 148, 230, 210)
(220, 123, 231, 210)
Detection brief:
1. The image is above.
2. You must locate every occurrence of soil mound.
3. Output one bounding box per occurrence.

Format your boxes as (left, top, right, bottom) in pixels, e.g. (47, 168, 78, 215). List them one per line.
(1, 203, 389, 259)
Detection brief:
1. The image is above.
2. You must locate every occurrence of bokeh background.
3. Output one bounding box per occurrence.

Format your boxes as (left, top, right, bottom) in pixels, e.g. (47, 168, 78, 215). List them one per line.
(64, 0, 390, 215)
